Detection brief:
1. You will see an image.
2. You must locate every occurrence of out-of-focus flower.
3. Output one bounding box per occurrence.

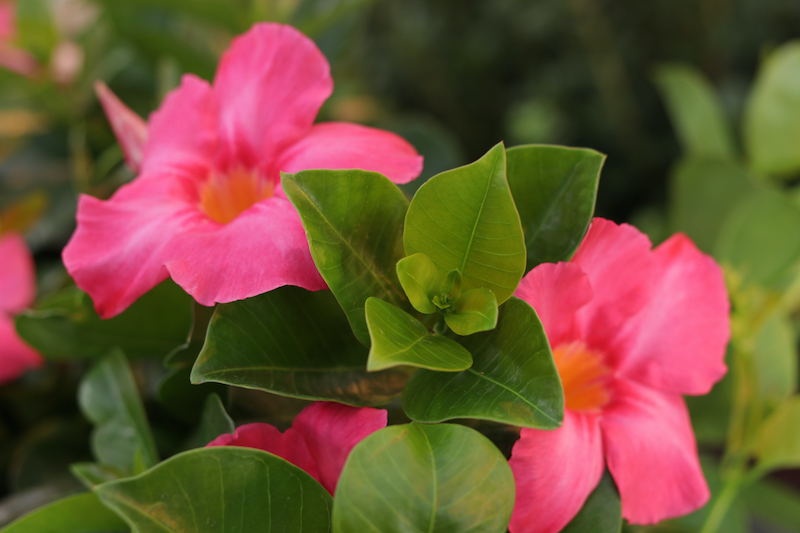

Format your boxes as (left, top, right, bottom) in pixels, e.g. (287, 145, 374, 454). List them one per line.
(0, 1, 39, 78)
(0, 232, 42, 383)
(509, 218, 730, 533)
(94, 81, 148, 172)
(206, 402, 387, 494)
(64, 22, 423, 318)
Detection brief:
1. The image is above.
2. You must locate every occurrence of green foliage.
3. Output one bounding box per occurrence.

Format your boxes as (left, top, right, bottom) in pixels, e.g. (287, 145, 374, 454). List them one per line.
(192, 287, 408, 406)
(0, 492, 127, 533)
(396, 253, 442, 314)
(562, 473, 621, 533)
(404, 143, 526, 305)
(16, 280, 193, 360)
(402, 297, 563, 428)
(753, 396, 800, 472)
(333, 423, 514, 533)
(283, 169, 409, 345)
(78, 351, 159, 472)
(184, 393, 234, 450)
(96, 447, 332, 533)
(364, 297, 473, 372)
(654, 64, 737, 160)
(753, 311, 798, 409)
(443, 288, 498, 335)
(505, 145, 603, 268)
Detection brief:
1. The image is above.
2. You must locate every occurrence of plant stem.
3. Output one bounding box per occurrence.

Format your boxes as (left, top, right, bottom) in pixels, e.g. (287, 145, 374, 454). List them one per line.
(698, 478, 742, 533)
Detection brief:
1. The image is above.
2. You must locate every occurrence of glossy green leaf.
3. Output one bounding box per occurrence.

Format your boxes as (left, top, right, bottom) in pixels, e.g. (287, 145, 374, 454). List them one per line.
(654, 64, 737, 159)
(445, 288, 498, 335)
(753, 311, 797, 407)
(562, 472, 621, 533)
(283, 169, 409, 345)
(71, 463, 125, 490)
(78, 351, 158, 472)
(668, 157, 756, 253)
(505, 144, 603, 268)
(333, 423, 514, 533)
(0, 492, 127, 533)
(16, 280, 192, 360)
(744, 41, 800, 178)
(402, 297, 563, 428)
(365, 297, 473, 372)
(715, 188, 800, 287)
(185, 393, 234, 450)
(396, 253, 440, 314)
(96, 447, 332, 533)
(405, 142, 526, 305)
(753, 396, 800, 472)
(192, 287, 408, 406)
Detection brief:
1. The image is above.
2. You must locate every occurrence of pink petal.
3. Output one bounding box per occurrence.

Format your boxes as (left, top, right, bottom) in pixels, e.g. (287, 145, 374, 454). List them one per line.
(62, 176, 209, 318)
(278, 122, 423, 184)
(140, 74, 218, 179)
(163, 196, 326, 307)
(601, 379, 709, 524)
(0, 44, 38, 78)
(0, 313, 42, 384)
(514, 262, 592, 348)
(292, 402, 387, 495)
(571, 219, 655, 354)
(206, 422, 320, 483)
(212, 23, 332, 172)
(0, 2, 14, 41)
(613, 234, 730, 395)
(509, 411, 605, 533)
(0, 232, 34, 313)
(95, 81, 148, 173)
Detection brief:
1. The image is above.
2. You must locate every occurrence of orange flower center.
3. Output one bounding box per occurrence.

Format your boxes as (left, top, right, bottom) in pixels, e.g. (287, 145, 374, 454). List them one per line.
(199, 167, 274, 224)
(552, 341, 613, 413)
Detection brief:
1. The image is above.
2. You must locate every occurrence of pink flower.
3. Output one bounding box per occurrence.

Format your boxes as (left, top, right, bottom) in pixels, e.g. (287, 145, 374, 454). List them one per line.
(509, 219, 730, 532)
(0, 232, 42, 383)
(0, 1, 39, 78)
(63, 23, 423, 318)
(206, 402, 387, 494)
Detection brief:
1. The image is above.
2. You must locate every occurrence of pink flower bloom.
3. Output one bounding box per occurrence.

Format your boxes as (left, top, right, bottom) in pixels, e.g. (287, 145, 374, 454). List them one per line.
(63, 23, 423, 318)
(94, 81, 148, 173)
(0, 1, 39, 78)
(206, 402, 387, 494)
(0, 232, 42, 383)
(509, 219, 730, 532)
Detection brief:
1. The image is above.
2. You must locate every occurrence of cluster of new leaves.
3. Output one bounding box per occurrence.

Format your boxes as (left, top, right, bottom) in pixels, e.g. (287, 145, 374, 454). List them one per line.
(4, 142, 608, 533)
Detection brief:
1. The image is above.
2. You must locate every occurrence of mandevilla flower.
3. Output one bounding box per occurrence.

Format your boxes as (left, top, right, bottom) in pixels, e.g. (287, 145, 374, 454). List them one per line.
(0, 232, 42, 383)
(206, 402, 387, 495)
(64, 22, 423, 318)
(510, 218, 729, 532)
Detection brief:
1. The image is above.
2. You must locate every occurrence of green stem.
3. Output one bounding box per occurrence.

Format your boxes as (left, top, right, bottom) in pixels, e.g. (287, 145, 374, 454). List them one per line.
(699, 479, 742, 533)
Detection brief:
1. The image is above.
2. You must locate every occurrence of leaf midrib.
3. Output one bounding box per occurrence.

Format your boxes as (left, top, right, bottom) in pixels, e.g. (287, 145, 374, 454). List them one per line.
(458, 151, 502, 275)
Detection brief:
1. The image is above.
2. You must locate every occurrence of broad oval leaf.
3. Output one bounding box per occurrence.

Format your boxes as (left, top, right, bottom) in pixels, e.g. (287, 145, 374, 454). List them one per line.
(753, 311, 798, 408)
(753, 396, 800, 473)
(653, 64, 737, 160)
(402, 297, 563, 429)
(404, 142, 526, 305)
(0, 492, 127, 533)
(192, 287, 408, 406)
(744, 41, 800, 178)
(506, 144, 603, 269)
(78, 350, 159, 472)
(333, 422, 514, 533)
(396, 253, 440, 314)
(283, 169, 409, 345)
(96, 447, 332, 533)
(445, 288, 498, 336)
(562, 472, 622, 533)
(15, 280, 192, 360)
(365, 297, 472, 372)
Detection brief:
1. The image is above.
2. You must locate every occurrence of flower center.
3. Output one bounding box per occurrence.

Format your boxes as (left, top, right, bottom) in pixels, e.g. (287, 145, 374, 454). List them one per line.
(199, 167, 274, 224)
(552, 341, 613, 413)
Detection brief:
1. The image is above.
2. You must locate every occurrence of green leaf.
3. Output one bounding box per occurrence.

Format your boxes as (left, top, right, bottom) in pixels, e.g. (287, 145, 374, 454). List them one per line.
(364, 297, 473, 372)
(445, 288, 498, 335)
(715, 188, 800, 287)
(742, 479, 800, 532)
(505, 144, 603, 268)
(0, 492, 127, 533)
(78, 351, 159, 472)
(96, 447, 332, 533)
(333, 423, 514, 533)
(744, 41, 800, 178)
(405, 142, 526, 305)
(157, 365, 227, 425)
(396, 253, 440, 314)
(753, 396, 800, 472)
(654, 64, 737, 159)
(753, 311, 798, 407)
(185, 393, 234, 450)
(16, 280, 193, 360)
(562, 472, 621, 533)
(668, 157, 756, 253)
(192, 287, 408, 406)
(402, 297, 563, 429)
(71, 463, 125, 490)
(283, 169, 409, 345)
